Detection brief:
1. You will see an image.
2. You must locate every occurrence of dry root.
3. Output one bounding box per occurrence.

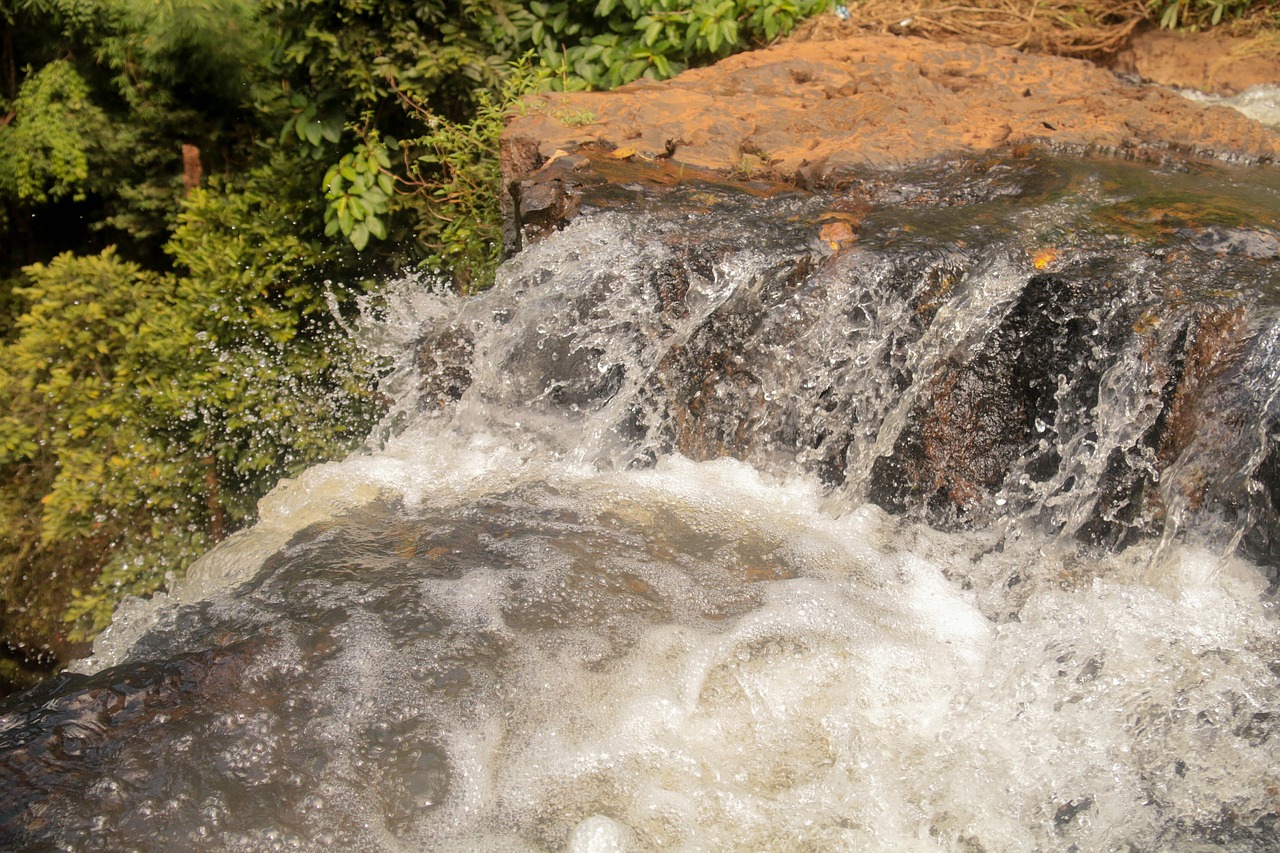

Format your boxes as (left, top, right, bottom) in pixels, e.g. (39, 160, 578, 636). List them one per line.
(791, 0, 1275, 58)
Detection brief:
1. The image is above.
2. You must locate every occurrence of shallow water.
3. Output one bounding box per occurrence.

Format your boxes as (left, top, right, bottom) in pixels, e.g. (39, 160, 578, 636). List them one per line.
(2, 153, 1279, 851)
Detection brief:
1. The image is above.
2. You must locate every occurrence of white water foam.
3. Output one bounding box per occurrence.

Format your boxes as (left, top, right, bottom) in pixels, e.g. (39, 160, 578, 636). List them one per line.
(1183, 84, 1280, 130)
(51, 183, 1280, 851)
(66, 451, 1280, 851)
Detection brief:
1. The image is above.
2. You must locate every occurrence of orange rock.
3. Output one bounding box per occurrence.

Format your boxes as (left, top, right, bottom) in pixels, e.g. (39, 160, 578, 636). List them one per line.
(819, 220, 856, 248)
(505, 34, 1280, 188)
(1031, 248, 1059, 270)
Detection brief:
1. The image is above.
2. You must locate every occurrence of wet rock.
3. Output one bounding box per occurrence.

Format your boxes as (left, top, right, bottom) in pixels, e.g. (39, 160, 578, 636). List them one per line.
(539, 158, 1280, 561)
(500, 33, 1280, 559)
(415, 325, 474, 410)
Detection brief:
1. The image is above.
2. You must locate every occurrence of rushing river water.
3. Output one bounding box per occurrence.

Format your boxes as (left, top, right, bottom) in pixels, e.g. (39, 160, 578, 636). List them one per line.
(2, 151, 1280, 851)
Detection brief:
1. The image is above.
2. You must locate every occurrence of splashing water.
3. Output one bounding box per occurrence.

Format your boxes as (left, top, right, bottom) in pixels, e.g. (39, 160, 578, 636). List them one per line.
(2, 153, 1279, 852)
(1182, 84, 1280, 131)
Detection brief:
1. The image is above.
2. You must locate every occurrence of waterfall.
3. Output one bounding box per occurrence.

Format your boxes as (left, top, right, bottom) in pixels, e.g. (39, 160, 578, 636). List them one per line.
(2, 152, 1278, 851)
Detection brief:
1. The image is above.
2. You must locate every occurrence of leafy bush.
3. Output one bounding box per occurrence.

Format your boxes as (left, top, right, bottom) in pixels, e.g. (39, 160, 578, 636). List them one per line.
(319, 0, 828, 283)
(0, 60, 113, 204)
(0, 250, 193, 642)
(521, 0, 829, 90)
(323, 58, 549, 291)
(0, 149, 384, 641)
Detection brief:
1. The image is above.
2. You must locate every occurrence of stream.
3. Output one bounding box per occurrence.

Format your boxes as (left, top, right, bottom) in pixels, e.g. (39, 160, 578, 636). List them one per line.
(2, 150, 1279, 852)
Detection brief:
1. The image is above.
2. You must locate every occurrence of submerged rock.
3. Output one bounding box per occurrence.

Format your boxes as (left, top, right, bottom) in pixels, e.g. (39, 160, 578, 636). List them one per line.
(498, 32, 1280, 561)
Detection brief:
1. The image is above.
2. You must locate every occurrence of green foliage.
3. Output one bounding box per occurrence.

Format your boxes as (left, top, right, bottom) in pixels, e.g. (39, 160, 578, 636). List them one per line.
(0, 249, 195, 640)
(402, 59, 549, 292)
(0, 0, 275, 276)
(323, 132, 396, 251)
(261, 0, 525, 121)
(22, 0, 269, 107)
(324, 58, 546, 287)
(162, 149, 384, 523)
(519, 0, 829, 90)
(0, 60, 111, 203)
(1150, 0, 1259, 29)
(0, 150, 383, 642)
(0, 251, 172, 542)
(282, 91, 346, 148)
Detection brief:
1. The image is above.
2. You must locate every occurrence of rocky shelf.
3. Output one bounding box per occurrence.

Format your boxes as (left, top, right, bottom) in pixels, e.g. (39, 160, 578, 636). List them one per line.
(501, 32, 1278, 250)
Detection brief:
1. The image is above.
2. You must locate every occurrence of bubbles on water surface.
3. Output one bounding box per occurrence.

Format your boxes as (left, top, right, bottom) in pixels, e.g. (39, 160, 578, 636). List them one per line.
(3, 458, 1278, 851)
(7, 155, 1280, 851)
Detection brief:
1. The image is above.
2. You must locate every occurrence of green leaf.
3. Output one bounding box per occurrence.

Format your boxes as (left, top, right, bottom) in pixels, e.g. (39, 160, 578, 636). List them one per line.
(720, 19, 737, 49)
(322, 164, 342, 193)
(622, 58, 648, 83)
(320, 116, 343, 144)
(350, 222, 370, 251)
(365, 215, 387, 241)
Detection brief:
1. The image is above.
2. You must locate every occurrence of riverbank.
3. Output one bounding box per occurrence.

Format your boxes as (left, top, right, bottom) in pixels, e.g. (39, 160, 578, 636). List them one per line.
(501, 22, 1279, 247)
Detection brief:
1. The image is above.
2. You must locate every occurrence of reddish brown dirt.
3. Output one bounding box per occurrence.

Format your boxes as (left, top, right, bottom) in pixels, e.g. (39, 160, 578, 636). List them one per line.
(504, 34, 1279, 186)
(1114, 29, 1280, 94)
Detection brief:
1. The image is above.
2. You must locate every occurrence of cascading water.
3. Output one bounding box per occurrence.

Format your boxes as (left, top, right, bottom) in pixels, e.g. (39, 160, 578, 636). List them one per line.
(2, 151, 1279, 852)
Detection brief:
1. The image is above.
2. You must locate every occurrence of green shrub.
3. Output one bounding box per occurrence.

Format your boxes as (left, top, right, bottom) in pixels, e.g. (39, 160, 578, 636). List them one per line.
(0, 249, 194, 640)
(1149, 0, 1264, 29)
(521, 0, 830, 90)
(0, 60, 112, 204)
(323, 58, 549, 290)
(0, 149, 385, 641)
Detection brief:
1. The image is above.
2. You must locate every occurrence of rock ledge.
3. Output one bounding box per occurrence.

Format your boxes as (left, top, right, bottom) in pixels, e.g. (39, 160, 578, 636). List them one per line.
(502, 34, 1279, 247)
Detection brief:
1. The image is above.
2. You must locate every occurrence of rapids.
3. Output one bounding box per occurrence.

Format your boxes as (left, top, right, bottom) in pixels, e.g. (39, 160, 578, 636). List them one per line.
(2, 152, 1279, 852)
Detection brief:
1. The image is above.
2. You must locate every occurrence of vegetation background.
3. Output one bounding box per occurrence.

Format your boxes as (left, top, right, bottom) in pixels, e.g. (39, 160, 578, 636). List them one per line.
(0, 0, 830, 694)
(0, 0, 1273, 694)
